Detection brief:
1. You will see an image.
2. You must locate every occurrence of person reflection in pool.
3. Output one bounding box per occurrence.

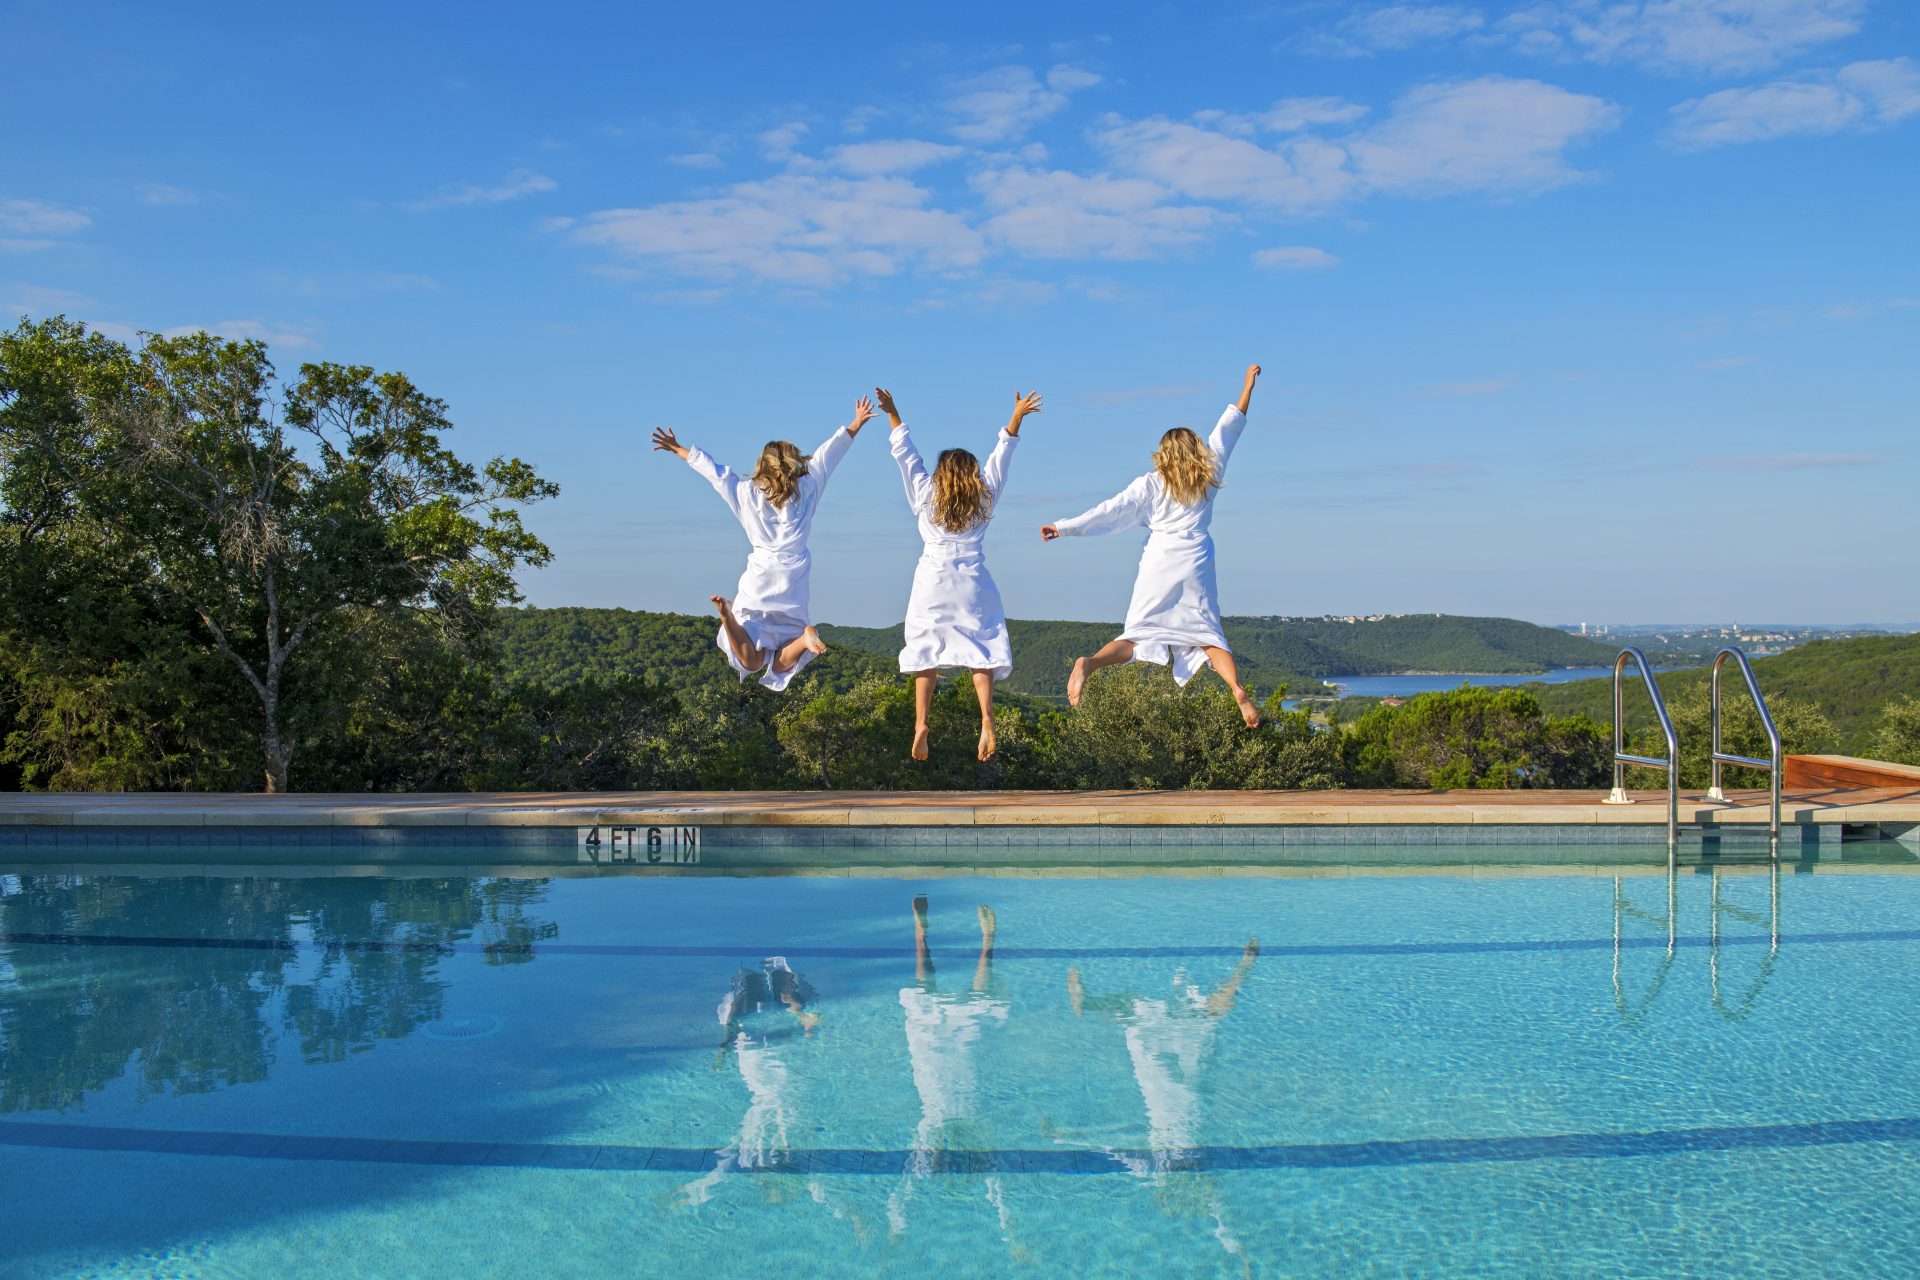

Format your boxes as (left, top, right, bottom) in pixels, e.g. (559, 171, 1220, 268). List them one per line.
(888, 895, 1025, 1257)
(681, 957, 841, 1215)
(1065, 938, 1260, 1270)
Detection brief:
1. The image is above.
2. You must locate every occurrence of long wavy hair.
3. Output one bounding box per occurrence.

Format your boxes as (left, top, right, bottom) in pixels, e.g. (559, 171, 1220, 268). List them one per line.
(930, 448, 991, 533)
(1153, 427, 1219, 507)
(751, 440, 808, 509)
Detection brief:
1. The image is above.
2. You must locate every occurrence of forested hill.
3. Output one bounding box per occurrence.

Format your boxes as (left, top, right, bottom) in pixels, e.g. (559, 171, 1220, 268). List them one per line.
(1527, 632, 1920, 753)
(497, 608, 1615, 698)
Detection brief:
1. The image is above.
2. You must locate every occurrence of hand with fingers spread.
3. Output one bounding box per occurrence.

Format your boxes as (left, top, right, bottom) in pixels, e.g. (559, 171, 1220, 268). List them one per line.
(874, 386, 903, 429)
(848, 395, 877, 437)
(651, 426, 689, 460)
(1005, 389, 1043, 436)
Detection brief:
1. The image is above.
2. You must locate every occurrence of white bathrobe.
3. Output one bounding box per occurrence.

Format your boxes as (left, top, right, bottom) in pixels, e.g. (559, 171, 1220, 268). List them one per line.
(1052, 404, 1246, 685)
(891, 424, 1018, 680)
(684, 426, 853, 691)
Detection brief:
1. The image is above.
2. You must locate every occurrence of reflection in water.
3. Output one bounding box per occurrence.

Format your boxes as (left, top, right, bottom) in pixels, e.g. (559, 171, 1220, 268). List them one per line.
(0, 875, 556, 1115)
(1612, 865, 1782, 1025)
(890, 897, 1018, 1250)
(1067, 939, 1261, 1273)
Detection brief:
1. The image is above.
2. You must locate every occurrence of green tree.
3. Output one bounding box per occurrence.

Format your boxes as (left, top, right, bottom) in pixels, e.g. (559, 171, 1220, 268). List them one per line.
(1869, 695, 1920, 767)
(1621, 682, 1835, 790)
(1342, 686, 1608, 789)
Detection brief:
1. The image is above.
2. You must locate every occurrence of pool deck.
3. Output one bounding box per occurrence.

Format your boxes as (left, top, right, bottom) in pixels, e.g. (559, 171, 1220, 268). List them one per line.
(3, 778, 1917, 829)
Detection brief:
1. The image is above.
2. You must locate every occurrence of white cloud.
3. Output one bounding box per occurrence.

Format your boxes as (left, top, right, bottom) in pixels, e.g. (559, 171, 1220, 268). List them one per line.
(828, 139, 967, 176)
(2, 283, 96, 315)
(1253, 246, 1339, 270)
(138, 182, 202, 206)
(758, 122, 810, 161)
(666, 153, 725, 169)
(0, 197, 91, 236)
(1101, 77, 1616, 208)
(972, 168, 1221, 259)
(408, 168, 556, 210)
(947, 64, 1102, 142)
(1497, 0, 1867, 75)
(1304, 4, 1488, 55)
(1095, 116, 1361, 210)
(1669, 58, 1920, 148)
(0, 239, 60, 253)
(1297, 1, 1866, 75)
(567, 174, 985, 288)
(160, 319, 322, 351)
(1263, 97, 1370, 132)
(1348, 76, 1620, 194)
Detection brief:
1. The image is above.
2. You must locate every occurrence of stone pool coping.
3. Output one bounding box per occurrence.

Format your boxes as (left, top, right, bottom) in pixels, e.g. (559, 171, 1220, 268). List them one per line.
(3, 784, 1917, 829)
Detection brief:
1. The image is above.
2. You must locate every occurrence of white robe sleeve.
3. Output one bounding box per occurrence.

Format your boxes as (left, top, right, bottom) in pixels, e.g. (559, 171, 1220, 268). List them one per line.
(1054, 474, 1153, 538)
(806, 425, 855, 487)
(684, 446, 750, 523)
(1207, 404, 1248, 480)
(889, 425, 933, 514)
(981, 428, 1018, 501)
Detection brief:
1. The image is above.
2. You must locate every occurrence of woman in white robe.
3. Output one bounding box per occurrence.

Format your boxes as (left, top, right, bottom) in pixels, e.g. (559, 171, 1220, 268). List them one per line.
(651, 397, 873, 691)
(1041, 365, 1263, 727)
(877, 387, 1042, 762)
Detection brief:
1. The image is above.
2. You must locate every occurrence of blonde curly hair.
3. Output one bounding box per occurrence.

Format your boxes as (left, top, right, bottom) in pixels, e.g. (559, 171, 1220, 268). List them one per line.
(751, 440, 808, 509)
(930, 448, 990, 533)
(1153, 427, 1219, 506)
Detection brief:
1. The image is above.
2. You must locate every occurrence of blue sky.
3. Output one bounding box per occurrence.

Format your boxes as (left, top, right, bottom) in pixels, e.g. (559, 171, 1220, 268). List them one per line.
(3, 0, 1915, 626)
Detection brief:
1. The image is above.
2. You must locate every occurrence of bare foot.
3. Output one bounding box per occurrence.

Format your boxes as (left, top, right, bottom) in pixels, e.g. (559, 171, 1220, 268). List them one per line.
(711, 595, 734, 620)
(801, 625, 828, 656)
(977, 904, 996, 950)
(912, 894, 930, 925)
(1232, 686, 1262, 728)
(911, 725, 930, 761)
(977, 719, 997, 762)
(1066, 657, 1089, 707)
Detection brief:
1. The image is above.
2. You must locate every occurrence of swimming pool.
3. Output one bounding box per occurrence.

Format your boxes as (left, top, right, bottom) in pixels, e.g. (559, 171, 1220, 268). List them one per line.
(4, 862, 1918, 1277)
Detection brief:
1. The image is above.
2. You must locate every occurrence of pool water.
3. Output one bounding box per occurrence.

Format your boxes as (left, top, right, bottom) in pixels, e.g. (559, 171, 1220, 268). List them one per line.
(3, 867, 1918, 1277)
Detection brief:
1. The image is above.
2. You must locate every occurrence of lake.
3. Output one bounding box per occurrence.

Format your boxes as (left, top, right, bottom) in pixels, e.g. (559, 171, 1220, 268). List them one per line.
(1284, 666, 1617, 707)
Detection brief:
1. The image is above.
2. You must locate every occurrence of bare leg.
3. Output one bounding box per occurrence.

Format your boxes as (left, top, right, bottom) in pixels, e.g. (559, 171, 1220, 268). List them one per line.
(712, 597, 767, 673)
(1204, 646, 1261, 728)
(912, 895, 934, 984)
(1205, 938, 1261, 1017)
(771, 625, 828, 674)
(972, 670, 996, 761)
(910, 670, 935, 760)
(1068, 638, 1136, 707)
(973, 905, 996, 993)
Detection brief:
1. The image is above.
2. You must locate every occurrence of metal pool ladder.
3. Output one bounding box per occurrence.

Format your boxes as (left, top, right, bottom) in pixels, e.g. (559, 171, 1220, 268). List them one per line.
(1706, 647, 1783, 844)
(1603, 647, 1679, 852)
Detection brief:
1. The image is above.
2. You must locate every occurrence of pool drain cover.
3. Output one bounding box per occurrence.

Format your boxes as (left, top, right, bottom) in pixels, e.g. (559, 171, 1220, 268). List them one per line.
(421, 1014, 503, 1042)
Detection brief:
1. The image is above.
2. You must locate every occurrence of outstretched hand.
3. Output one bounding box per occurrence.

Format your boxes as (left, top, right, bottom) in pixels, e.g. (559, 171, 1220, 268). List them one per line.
(1236, 363, 1262, 415)
(1006, 389, 1044, 436)
(873, 386, 903, 429)
(651, 426, 688, 459)
(849, 395, 876, 435)
(1040, 523, 1061, 541)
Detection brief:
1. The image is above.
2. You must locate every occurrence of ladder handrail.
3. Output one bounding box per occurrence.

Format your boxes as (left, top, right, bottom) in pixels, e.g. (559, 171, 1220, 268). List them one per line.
(1708, 647, 1783, 843)
(1604, 647, 1679, 850)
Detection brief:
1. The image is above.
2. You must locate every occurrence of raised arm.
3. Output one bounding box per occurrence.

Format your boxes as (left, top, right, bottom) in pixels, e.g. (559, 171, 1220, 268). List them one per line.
(1209, 364, 1260, 477)
(806, 395, 875, 486)
(984, 391, 1039, 498)
(656, 426, 750, 519)
(1041, 474, 1153, 541)
(889, 422, 932, 512)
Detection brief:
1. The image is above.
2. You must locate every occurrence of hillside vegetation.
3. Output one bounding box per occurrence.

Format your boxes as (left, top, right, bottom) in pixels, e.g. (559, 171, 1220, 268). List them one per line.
(499, 608, 1615, 700)
(1526, 632, 1920, 754)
